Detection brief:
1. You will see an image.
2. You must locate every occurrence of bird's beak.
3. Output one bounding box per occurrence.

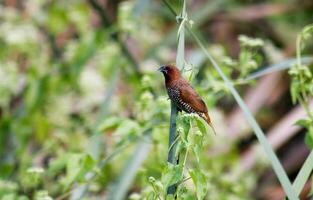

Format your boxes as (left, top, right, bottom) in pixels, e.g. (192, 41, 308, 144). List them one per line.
(158, 66, 166, 73)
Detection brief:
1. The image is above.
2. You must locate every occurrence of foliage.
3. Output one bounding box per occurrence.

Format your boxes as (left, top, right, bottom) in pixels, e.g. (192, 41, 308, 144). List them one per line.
(289, 24, 313, 149)
(0, 0, 312, 199)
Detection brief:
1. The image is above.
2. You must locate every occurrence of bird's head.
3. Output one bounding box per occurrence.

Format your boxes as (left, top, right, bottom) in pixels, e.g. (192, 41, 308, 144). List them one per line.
(158, 64, 181, 82)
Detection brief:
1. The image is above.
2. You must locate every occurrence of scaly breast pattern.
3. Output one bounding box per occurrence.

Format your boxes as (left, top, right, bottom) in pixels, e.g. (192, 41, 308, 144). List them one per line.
(167, 86, 196, 114)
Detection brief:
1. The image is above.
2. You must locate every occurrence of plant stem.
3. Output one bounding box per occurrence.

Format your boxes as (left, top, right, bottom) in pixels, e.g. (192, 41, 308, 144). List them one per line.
(167, 103, 178, 165)
(166, 0, 186, 196)
(168, 134, 181, 155)
(167, 102, 178, 195)
(296, 32, 313, 120)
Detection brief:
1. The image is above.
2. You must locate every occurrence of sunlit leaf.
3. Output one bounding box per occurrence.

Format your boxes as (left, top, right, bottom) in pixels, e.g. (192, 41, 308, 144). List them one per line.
(162, 163, 183, 189)
(189, 168, 208, 200)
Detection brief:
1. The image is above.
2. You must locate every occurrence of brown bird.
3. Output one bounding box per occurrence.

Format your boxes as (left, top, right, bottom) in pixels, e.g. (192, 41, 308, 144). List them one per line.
(159, 64, 216, 134)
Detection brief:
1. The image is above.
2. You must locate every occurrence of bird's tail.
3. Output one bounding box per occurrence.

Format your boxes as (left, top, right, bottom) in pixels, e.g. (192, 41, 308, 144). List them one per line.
(203, 113, 217, 135)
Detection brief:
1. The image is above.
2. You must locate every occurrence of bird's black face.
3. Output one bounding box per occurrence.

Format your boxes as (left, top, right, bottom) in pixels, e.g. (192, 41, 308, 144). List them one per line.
(158, 66, 168, 75)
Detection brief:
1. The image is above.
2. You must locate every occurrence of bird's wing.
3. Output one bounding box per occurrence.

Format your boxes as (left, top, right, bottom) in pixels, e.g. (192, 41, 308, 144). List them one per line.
(179, 81, 208, 113)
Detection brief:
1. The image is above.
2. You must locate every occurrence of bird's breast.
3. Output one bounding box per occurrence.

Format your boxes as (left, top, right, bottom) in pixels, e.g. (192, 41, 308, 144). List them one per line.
(167, 87, 180, 102)
(167, 86, 196, 114)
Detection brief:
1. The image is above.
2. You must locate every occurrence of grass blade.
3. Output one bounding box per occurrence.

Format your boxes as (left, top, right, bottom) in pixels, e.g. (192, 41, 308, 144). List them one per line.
(176, 0, 185, 69)
(244, 57, 313, 81)
(167, 103, 178, 165)
(293, 150, 313, 196)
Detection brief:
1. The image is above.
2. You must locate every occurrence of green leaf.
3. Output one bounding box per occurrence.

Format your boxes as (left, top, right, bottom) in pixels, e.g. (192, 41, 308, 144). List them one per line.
(63, 154, 82, 188)
(162, 163, 183, 189)
(81, 154, 96, 171)
(178, 115, 191, 144)
(189, 168, 208, 200)
(290, 79, 301, 104)
(295, 119, 312, 129)
(193, 115, 208, 135)
(296, 119, 313, 149)
(63, 153, 95, 189)
(191, 132, 203, 164)
(33, 112, 50, 143)
(47, 4, 69, 34)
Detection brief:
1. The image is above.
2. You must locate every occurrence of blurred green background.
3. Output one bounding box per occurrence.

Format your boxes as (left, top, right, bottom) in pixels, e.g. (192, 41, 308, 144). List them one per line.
(0, 0, 313, 199)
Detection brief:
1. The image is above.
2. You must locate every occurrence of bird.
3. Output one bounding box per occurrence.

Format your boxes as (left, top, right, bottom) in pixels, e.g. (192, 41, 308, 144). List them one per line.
(158, 64, 216, 135)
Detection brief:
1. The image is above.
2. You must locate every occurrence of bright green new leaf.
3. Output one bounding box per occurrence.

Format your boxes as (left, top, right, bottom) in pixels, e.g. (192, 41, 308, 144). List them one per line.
(162, 163, 183, 189)
(295, 119, 312, 129)
(63, 153, 95, 189)
(193, 115, 208, 135)
(189, 168, 208, 200)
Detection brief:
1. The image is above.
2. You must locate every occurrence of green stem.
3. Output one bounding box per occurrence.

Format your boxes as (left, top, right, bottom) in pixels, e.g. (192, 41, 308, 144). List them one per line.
(296, 32, 313, 121)
(177, 176, 192, 186)
(296, 35, 307, 99)
(167, 103, 178, 164)
(168, 134, 181, 155)
(151, 184, 162, 200)
(167, 102, 179, 195)
(299, 98, 313, 121)
(166, 0, 186, 196)
(183, 147, 189, 168)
